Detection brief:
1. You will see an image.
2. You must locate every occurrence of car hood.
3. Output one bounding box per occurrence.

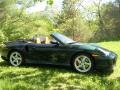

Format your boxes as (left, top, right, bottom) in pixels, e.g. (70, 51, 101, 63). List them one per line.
(71, 43, 104, 51)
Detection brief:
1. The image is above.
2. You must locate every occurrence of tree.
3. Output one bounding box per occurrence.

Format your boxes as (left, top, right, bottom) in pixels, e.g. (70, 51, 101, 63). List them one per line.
(0, 0, 54, 44)
(89, 0, 120, 41)
(102, 0, 120, 40)
(55, 0, 92, 42)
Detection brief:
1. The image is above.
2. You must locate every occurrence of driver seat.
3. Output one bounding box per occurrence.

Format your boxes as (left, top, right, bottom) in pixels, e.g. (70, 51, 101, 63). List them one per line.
(35, 36, 50, 44)
(45, 37, 50, 44)
(35, 37, 41, 44)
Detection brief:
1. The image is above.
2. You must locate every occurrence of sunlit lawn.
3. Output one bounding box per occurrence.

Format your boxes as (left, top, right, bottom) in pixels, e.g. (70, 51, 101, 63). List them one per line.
(0, 41, 120, 90)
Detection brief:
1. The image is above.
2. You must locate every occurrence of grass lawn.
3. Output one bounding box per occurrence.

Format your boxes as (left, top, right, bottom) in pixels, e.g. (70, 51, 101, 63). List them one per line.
(0, 41, 120, 90)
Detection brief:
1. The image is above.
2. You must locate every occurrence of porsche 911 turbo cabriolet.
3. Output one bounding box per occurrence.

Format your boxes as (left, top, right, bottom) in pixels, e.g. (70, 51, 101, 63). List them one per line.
(1, 33, 117, 73)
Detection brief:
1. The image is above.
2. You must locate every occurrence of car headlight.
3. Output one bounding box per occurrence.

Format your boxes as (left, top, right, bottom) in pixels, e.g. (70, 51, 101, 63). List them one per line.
(97, 48, 110, 56)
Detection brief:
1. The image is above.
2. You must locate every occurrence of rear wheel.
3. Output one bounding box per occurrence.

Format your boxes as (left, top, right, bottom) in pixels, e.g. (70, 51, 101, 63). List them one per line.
(9, 51, 23, 66)
(72, 54, 93, 73)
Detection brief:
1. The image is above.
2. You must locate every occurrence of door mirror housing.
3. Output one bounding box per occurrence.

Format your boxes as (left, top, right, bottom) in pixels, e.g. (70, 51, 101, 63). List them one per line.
(50, 41, 59, 46)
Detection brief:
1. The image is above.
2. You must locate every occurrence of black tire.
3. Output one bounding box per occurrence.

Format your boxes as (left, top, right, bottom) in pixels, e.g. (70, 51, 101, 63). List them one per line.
(8, 51, 24, 66)
(71, 54, 94, 73)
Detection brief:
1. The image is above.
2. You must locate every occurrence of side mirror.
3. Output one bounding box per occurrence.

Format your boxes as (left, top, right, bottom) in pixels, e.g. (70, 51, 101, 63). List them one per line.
(50, 41, 59, 45)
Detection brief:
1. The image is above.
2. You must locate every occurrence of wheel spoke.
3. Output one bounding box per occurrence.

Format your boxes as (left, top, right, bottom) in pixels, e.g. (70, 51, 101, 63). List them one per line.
(82, 65, 86, 70)
(14, 52, 17, 57)
(12, 59, 17, 63)
(11, 56, 16, 60)
(84, 62, 90, 66)
(16, 57, 21, 60)
(77, 64, 82, 68)
(82, 57, 87, 63)
(75, 58, 82, 68)
(16, 54, 20, 58)
(16, 60, 19, 65)
(76, 59, 81, 64)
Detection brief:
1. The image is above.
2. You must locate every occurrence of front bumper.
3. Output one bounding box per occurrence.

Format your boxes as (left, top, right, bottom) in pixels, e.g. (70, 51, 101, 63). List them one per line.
(94, 52, 117, 70)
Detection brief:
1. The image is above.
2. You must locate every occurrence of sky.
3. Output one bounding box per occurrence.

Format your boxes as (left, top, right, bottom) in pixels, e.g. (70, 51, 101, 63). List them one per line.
(25, 0, 115, 13)
(26, 0, 63, 13)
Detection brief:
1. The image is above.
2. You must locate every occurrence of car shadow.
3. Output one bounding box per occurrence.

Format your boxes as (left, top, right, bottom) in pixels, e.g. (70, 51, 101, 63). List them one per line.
(0, 61, 113, 76)
(0, 61, 10, 66)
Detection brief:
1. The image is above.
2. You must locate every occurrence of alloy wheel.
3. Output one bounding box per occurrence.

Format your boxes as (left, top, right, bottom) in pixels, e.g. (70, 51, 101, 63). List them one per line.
(9, 51, 22, 66)
(74, 55, 92, 73)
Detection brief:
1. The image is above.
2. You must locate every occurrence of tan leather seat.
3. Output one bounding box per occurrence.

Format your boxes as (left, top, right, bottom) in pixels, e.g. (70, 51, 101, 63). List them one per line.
(45, 36, 50, 44)
(35, 37, 41, 44)
(35, 36, 50, 44)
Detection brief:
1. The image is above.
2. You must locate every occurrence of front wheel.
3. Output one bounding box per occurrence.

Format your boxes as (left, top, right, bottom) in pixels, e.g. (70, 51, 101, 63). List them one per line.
(9, 51, 23, 66)
(72, 54, 93, 73)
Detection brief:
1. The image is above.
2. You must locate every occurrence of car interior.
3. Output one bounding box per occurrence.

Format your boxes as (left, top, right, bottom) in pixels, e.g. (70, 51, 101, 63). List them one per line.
(32, 35, 59, 47)
(35, 36, 50, 44)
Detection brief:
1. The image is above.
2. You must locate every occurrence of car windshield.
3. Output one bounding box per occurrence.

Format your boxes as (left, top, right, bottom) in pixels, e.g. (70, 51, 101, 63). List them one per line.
(53, 33, 77, 44)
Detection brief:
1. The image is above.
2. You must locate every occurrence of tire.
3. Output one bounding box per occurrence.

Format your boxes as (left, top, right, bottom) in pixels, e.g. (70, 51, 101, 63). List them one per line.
(9, 51, 23, 66)
(71, 54, 93, 73)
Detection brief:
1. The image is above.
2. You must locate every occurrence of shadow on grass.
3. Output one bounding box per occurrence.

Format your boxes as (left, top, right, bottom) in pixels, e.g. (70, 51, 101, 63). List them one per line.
(0, 61, 113, 76)
(0, 61, 10, 66)
(0, 61, 116, 89)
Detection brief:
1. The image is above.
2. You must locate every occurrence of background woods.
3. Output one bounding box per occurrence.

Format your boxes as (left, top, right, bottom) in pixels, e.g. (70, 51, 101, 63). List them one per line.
(0, 0, 120, 43)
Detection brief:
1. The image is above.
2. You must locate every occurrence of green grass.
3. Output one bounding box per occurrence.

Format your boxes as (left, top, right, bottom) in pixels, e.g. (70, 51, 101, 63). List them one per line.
(0, 41, 120, 90)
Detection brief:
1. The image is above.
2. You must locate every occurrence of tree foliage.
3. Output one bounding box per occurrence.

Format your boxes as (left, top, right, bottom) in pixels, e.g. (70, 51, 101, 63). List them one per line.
(91, 0, 120, 41)
(0, 0, 120, 44)
(55, 0, 120, 42)
(0, 0, 54, 44)
(55, 0, 93, 42)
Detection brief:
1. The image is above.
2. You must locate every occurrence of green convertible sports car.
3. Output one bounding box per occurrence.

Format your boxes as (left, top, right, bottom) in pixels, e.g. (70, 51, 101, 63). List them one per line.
(1, 33, 117, 73)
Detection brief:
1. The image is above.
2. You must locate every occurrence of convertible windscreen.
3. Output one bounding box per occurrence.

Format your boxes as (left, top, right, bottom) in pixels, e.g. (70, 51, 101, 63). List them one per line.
(52, 33, 76, 44)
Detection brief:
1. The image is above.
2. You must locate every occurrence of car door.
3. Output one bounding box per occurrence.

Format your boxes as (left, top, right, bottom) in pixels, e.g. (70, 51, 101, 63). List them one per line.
(48, 44, 72, 65)
(26, 43, 72, 65)
(27, 43, 54, 64)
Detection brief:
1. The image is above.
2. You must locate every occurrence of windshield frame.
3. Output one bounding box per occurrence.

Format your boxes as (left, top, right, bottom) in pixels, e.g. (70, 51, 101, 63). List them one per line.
(51, 33, 76, 45)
